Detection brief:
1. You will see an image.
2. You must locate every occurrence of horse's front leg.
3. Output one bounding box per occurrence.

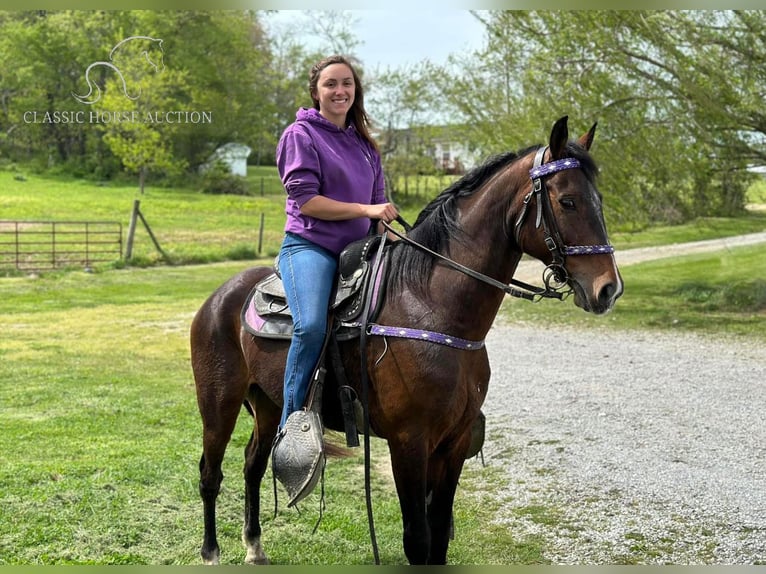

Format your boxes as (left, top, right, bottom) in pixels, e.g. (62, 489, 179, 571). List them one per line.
(242, 389, 280, 565)
(388, 438, 431, 564)
(425, 442, 469, 564)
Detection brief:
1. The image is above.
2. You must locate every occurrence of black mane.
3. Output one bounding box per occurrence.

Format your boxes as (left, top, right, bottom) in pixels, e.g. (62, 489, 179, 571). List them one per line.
(387, 141, 598, 298)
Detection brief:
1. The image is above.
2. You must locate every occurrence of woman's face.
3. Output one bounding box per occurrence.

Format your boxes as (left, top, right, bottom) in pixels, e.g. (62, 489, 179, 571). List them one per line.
(313, 63, 355, 127)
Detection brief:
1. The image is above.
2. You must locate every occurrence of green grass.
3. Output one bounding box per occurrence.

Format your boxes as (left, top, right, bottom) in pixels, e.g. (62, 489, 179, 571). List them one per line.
(501, 243, 766, 341)
(2, 166, 765, 564)
(0, 262, 545, 565)
(0, 169, 289, 268)
(608, 212, 766, 249)
(2, 239, 764, 564)
(3, 166, 765, 274)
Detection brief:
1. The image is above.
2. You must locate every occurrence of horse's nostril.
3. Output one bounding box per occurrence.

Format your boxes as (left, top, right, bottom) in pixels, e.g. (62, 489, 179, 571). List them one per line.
(599, 282, 617, 305)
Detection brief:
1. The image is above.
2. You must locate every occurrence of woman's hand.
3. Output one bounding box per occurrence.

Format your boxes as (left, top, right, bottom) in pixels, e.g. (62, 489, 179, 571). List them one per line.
(364, 202, 398, 223)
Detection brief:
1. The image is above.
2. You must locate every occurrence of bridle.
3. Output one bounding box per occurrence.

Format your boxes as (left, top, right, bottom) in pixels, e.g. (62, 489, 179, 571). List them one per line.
(512, 145, 614, 295)
(383, 145, 614, 301)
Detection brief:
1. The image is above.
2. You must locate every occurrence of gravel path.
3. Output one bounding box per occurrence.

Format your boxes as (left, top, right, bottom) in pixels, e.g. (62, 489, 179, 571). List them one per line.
(477, 232, 766, 564)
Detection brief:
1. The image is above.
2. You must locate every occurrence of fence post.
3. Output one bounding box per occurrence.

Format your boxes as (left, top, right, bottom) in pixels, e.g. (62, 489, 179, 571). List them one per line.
(136, 208, 171, 264)
(125, 199, 140, 261)
(258, 213, 265, 255)
(51, 221, 56, 268)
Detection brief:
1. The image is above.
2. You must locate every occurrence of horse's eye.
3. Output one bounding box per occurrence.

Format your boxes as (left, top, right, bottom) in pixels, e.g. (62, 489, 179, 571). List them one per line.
(559, 198, 576, 211)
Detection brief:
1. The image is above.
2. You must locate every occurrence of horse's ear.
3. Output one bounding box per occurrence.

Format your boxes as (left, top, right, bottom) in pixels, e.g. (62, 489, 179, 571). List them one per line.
(549, 116, 569, 160)
(577, 122, 598, 151)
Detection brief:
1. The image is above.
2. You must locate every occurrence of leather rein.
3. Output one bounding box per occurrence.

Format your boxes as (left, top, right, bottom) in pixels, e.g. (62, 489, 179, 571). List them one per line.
(383, 146, 614, 302)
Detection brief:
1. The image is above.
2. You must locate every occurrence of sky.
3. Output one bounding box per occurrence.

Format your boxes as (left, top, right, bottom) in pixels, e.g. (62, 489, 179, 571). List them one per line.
(264, 10, 487, 71)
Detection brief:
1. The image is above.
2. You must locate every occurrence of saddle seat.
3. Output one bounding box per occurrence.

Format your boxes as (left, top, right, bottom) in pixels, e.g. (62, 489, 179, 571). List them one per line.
(241, 234, 387, 340)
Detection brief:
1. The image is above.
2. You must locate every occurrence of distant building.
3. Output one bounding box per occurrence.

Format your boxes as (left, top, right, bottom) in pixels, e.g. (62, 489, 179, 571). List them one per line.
(203, 143, 251, 176)
(429, 134, 478, 174)
(377, 125, 480, 175)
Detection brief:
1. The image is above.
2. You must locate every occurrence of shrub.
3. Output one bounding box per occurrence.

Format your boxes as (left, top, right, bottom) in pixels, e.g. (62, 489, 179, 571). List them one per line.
(200, 160, 251, 196)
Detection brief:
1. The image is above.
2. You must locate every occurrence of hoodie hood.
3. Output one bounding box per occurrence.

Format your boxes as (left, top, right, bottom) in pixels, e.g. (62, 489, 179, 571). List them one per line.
(295, 107, 351, 132)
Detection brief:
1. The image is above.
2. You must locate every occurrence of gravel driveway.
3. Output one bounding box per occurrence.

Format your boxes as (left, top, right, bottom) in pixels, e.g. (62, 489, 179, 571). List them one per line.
(478, 232, 766, 564)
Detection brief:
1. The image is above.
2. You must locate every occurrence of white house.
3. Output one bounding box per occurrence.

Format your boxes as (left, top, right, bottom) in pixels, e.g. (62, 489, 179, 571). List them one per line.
(429, 137, 479, 173)
(377, 125, 480, 175)
(204, 143, 251, 176)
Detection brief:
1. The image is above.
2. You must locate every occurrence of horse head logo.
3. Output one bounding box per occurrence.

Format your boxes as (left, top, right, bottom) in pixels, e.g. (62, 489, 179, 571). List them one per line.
(72, 36, 165, 105)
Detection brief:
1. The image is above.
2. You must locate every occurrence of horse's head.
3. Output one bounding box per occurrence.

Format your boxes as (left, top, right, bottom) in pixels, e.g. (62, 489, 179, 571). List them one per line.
(514, 116, 623, 314)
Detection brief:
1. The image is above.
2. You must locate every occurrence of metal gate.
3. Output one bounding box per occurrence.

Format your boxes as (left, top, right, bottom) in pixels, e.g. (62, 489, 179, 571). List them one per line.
(0, 220, 123, 271)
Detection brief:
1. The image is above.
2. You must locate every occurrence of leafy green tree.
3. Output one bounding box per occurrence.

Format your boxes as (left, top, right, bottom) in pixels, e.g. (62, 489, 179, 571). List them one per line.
(260, 10, 365, 166)
(367, 66, 444, 197)
(0, 10, 277, 179)
(433, 10, 765, 226)
(129, 11, 273, 170)
(96, 43, 189, 193)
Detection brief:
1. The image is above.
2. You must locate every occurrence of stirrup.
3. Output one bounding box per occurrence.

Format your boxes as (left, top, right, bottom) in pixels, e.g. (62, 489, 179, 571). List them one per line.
(271, 409, 326, 507)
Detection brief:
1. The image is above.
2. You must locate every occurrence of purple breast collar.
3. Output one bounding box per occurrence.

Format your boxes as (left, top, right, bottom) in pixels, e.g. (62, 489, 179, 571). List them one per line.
(366, 324, 485, 351)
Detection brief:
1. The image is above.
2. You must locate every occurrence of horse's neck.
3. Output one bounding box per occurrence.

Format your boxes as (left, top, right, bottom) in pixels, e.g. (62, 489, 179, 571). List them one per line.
(426, 177, 526, 339)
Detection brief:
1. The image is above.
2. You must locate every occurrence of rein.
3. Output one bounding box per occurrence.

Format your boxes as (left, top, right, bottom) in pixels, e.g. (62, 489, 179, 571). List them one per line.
(382, 221, 560, 302)
(383, 146, 615, 302)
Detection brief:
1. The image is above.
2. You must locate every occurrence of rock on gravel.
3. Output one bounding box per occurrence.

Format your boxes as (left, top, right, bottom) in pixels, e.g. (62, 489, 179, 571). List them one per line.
(480, 322, 766, 565)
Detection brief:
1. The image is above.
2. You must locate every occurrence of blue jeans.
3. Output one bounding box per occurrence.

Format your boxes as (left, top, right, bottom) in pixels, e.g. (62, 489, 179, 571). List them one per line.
(278, 233, 337, 429)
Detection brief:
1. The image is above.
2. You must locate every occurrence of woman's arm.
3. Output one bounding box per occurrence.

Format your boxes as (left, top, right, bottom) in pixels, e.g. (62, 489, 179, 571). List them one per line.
(300, 195, 398, 222)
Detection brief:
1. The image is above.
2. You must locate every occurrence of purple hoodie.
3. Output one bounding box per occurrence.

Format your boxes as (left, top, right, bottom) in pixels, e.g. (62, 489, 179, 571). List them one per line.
(276, 107, 386, 255)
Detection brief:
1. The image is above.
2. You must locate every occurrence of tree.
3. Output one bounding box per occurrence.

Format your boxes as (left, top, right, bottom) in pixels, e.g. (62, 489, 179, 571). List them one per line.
(258, 10, 366, 165)
(432, 10, 766, 226)
(97, 49, 189, 193)
(366, 65, 444, 197)
(0, 10, 277, 178)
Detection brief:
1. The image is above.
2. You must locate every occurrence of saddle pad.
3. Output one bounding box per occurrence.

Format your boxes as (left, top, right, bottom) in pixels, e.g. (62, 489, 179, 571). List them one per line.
(241, 282, 294, 339)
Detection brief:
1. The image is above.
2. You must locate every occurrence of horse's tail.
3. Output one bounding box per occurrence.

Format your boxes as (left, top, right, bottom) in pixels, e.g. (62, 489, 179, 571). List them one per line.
(324, 432, 354, 458)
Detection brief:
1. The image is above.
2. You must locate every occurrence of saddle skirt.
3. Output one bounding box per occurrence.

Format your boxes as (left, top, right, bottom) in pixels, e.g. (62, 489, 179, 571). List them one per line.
(241, 235, 389, 340)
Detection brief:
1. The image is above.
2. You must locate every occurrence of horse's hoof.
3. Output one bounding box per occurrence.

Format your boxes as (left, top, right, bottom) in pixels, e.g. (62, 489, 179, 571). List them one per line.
(243, 533, 270, 565)
(201, 549, 220, 565)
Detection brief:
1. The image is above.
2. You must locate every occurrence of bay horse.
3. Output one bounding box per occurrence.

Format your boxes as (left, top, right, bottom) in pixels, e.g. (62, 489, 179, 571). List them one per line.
(190, 116, 623, 565)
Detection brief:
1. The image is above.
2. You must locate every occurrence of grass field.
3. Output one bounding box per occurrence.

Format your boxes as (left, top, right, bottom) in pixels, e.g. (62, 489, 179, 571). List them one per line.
(1, 243, 764, 564)
(1, 165, 765, 564)
(0, 261, 545, 565)
(2, 166, 766, 272)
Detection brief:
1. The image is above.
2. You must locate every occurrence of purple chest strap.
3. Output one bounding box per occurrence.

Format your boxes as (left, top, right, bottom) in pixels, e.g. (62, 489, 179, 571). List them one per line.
(367, 324, 485, 351)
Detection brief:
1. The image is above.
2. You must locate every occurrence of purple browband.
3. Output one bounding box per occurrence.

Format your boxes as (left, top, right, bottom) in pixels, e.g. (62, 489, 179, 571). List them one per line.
(563, 244, 615, 255)
(529, 158, 581, 179)
(367, 324, 485, 351)
(529, 157, 615, 256)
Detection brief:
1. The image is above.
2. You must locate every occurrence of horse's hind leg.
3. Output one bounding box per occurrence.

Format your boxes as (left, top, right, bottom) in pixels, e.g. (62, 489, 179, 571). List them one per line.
(242, 386, 280, 565)
(197, 394, 244, 565)
(193, 329, 250, 564)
